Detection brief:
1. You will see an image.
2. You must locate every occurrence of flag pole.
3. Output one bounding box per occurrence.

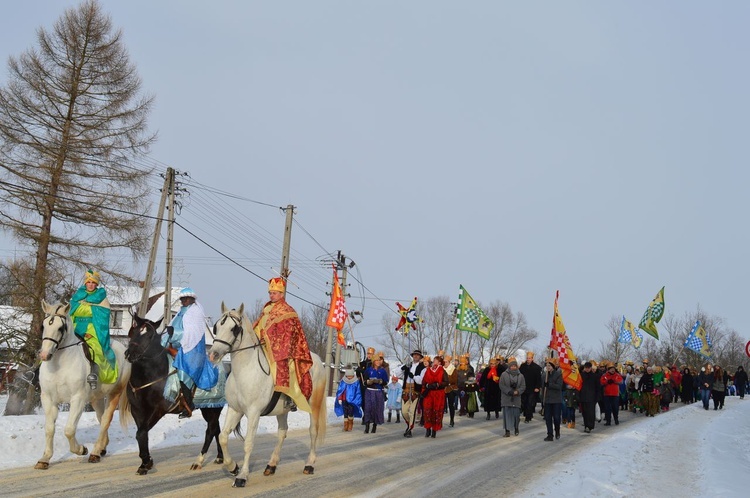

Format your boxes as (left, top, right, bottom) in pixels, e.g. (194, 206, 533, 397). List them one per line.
(671, 344, 686, 367)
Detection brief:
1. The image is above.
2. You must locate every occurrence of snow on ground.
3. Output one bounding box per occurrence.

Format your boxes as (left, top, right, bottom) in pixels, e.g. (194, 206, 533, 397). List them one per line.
(1, 394, 748, 497)
(517, 396, 750, 497)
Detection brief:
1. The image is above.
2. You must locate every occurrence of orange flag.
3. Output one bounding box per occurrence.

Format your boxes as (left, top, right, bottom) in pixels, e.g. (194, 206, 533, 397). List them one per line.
(326, 264, 347, 345)
(549, 291, 582, 390)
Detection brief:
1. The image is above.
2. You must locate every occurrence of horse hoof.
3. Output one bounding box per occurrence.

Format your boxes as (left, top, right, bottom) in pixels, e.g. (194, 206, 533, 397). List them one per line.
(233, 478, 247, 488)
(34, 461, 49, 470)
(136, 467, 149, 476)
(303, 465, 314, 475)
(190, 463, 201, 470)
(230, 464, 240, 476)
(263, 465, 276, 476)
(100, 449, 107, 456)
(88, 454, 101, 463)
(81, 446, 88, 456)
(214, 457, 223, 465)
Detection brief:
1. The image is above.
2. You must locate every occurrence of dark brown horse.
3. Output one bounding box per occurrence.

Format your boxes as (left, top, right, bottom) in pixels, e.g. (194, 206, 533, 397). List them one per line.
(119, 312, 224, 475)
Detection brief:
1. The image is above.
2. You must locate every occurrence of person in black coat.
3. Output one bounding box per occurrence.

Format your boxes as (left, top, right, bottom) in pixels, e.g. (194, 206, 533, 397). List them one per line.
(479, 357, 502, 419)
(734, 366, 748, 399)
(680, 367, 694, 404)
(520, 352, 543, 423)
(579, 362, 598, 433)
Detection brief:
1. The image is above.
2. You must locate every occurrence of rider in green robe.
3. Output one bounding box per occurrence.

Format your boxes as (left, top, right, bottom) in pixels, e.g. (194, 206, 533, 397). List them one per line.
(69, 270, 117, 387)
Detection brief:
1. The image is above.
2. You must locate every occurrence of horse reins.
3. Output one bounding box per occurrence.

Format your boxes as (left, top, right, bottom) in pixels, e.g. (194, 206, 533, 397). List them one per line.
(214, 312, 270, 375)
(42, 308, 83, 351)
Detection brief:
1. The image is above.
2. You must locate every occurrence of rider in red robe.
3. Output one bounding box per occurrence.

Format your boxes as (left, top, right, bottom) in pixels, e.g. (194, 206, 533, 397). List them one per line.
(254, 278, 313, 411)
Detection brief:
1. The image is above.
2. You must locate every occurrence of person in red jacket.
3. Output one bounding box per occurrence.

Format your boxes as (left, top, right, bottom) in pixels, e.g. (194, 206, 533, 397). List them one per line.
(600, 362, 623, 426)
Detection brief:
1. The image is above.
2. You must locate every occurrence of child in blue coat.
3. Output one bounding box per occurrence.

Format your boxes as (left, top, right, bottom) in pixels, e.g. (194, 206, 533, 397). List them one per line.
(335, 367, 363, 431)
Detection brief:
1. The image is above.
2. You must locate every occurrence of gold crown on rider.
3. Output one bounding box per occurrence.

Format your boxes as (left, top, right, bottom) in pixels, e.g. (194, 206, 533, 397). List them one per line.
(268, 277, 286, 293)
(84, 270, 100, 285)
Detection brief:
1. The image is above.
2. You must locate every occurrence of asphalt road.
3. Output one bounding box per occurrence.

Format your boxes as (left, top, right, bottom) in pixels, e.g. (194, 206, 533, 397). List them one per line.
(1, 406, 650, 498)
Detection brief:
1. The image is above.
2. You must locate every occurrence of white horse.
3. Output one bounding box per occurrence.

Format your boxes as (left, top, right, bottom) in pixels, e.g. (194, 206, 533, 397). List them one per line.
(36, 300, 131, 469)
(209, 303, 327, 488)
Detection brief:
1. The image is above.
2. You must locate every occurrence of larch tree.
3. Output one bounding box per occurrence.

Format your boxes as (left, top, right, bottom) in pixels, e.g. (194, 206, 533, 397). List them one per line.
(0, 0, 155, 414)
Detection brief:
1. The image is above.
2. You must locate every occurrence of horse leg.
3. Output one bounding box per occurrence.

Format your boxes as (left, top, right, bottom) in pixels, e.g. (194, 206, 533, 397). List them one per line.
(218, 407, 243, 480)
(190, 408, 218, 470)
(63, 395, 89, 457)
(263, 413, 288, 476)
(90, 391, 120, 462)
(213, 409, 224, 464)
(134, 413, 160, 475)
(34, 394, 59, 470)
(304, 384, 327, 474)
(230, 410, 261, 488)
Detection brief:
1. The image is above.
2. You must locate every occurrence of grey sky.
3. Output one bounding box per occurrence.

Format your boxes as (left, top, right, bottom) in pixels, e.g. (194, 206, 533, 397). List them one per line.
(1, 1, 748, 352)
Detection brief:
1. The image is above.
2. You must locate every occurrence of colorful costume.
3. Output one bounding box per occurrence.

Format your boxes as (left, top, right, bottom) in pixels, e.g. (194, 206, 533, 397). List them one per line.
(254, 278, 313, 412)
(363, 360, 389, 431)
(169, 289, 218, 391)
(421, 361, 448, 437)
(69, 271, 117, 384)
(335, 368, 362, 431)
(386, 378, 403, 423)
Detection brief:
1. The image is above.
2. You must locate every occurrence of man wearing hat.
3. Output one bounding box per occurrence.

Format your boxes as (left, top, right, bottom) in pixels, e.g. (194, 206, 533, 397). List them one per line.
(69, 269, 116, 389)
(165, 287, 219, 418)
(254, 277, 314, 412)
(400, 349, 426, 437)
(520, 351, 542, 423)
(579, 361, 598, 433)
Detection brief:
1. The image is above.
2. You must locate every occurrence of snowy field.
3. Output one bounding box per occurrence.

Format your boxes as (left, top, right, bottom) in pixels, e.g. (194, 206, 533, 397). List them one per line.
(1, 394, 748, 497)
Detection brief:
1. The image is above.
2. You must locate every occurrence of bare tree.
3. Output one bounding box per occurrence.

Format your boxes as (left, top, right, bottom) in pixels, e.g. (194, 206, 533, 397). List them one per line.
(422, 296, 456, 356)
(596, 315, 633, 364)
(0, 0, 156, 413)
(299, 303, 329, 359)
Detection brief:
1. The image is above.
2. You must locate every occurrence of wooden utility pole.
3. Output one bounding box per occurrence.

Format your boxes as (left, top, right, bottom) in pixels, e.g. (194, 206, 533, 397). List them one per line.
(280, 205, 294, 288)
(138, 168, 172, 316)
(163, 169, 176, 323)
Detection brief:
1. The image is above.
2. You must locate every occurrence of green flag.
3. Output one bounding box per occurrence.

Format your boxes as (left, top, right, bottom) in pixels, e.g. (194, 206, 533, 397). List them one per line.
(638, 286, 665, 339)
(456, 285, 494, 340)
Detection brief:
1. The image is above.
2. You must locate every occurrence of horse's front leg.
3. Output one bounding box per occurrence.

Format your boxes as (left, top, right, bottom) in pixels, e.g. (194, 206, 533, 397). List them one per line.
(134, 422, 153, 475)
(191, 408, 222, 470)
(34, 394, 59, 469)
(90, 391, 120, 462)
(63, 395, 89, 457)
(218, 407, 243, 478)
(264, 414, 288, 476)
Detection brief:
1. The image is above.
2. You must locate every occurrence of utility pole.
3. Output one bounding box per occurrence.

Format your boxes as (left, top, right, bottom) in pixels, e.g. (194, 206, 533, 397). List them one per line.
(163, 169, 177, 324)
(326, 251, 353, 396)
(138, 168, 171, 316)
(280, 205, 294, 289)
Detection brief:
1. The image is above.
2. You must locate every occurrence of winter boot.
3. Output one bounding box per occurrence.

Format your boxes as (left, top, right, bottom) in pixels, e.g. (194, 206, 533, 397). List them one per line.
(178, 381, 195, 419)
(396, 412, 400, 423)
(371, 424, 377, 434)
(544, 434, 554, 441)
(425, 428, 432, 438)
(503, 430, 511, 438)
(555, 427, 560, 439)
(486, 412, 491, 420)
(570, 421, 575, 429)
(431, 429, 436, 438)
(449, 416, 454, 427)
(364, 423, 370, 434)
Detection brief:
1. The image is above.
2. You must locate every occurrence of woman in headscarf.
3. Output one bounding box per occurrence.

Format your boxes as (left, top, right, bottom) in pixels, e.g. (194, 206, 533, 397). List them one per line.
(421, 355, 448, 438)
(499, 357, 525, 437)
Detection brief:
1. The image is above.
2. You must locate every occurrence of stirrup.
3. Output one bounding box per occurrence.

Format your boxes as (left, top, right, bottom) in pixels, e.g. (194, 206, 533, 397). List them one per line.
(283, 395, 297, 412)
(87, 373, 98, 390)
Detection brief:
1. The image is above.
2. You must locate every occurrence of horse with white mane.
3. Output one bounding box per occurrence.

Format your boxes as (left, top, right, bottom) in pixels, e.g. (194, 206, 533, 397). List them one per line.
(209, 303, 327, 488)
(36, 300, 131, 469)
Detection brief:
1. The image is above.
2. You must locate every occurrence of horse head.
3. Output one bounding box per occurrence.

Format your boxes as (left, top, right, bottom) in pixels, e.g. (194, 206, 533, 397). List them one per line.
(209, 301, 246, 363)
(125, 311, 163, 363)
(39, 300, 72, 361)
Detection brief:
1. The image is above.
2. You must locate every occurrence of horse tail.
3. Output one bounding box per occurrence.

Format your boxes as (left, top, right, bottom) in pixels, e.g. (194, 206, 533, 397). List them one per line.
(310, 363, 327, 445)
(118, 388, 133, 430)
(233, 420, 245, 441)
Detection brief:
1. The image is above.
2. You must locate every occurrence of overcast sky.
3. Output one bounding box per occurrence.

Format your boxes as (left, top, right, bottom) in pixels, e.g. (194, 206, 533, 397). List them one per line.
(1, 1, 748, 353)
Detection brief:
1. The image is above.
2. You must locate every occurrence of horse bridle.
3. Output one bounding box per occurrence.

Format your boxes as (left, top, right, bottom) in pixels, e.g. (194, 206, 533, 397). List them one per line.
(213, 311, 269, 376)
(125, 320, 167, 363)
(212, 312, 265, 354)
(41, 308, 82, 353)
